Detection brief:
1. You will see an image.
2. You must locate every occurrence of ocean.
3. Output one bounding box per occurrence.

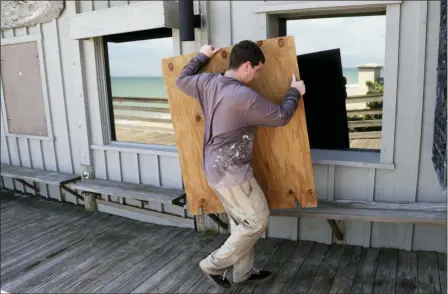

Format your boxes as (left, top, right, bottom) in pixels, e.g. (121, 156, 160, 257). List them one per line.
(110, 68, 371, 98)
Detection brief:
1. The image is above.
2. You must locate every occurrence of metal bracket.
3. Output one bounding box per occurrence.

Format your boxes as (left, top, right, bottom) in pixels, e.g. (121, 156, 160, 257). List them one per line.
(172, 194, 187, 207)
(193, 14, 202, 28)
(60, 184, 84, 201)
(33, 181, 40, 196)
(206, 213, 228, 231)
(327, 220, 344, 241)
(14, 179, 39, 196)
(60, 176, 84, 201)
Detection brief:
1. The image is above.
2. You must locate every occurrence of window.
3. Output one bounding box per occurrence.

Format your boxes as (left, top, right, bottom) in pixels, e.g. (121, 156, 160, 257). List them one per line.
(287, 13, 386, 151)
(103, 28, 175, 146)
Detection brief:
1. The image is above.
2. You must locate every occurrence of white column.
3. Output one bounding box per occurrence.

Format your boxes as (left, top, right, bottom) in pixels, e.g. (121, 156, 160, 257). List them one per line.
(357, 63, 383, 95)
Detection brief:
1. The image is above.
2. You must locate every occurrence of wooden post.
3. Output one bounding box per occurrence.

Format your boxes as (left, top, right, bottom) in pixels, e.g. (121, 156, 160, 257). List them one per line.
(83, 192, 98, 212)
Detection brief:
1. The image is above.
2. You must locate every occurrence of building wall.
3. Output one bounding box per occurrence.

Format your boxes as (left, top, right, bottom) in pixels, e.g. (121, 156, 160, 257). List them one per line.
(1, 4, 86, 204)
(207, 0, 445, 252)
(1, 0, 445, 252)
(0, 1, 191, 221)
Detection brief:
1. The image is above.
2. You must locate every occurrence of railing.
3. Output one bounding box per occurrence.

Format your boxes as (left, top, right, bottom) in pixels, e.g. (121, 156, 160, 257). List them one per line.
(112, 96, 172, 124)
(112, 95, 383, 140)
(346, 94, 383, 140)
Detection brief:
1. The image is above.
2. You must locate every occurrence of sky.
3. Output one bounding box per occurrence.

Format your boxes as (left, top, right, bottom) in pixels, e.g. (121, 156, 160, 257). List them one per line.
(287, 15, 386, 68)
(107, 14, 386, 77)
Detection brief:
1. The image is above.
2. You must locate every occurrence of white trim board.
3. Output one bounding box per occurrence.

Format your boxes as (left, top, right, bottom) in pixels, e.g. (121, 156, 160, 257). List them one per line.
(69, 1, 180, 40)
(379, 4, 401, 164)
(255, 1, 402, 15)
(0, 34, 54, 141)
(311, 149, 394, 170)
(91, 143, 179, 158)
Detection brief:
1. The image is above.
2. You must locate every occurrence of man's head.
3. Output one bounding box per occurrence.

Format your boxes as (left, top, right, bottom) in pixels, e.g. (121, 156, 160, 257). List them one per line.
(227, 40, 265, 84)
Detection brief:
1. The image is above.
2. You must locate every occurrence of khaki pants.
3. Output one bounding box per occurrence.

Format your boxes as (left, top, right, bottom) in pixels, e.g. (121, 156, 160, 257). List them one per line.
(199, 177, 270, 283)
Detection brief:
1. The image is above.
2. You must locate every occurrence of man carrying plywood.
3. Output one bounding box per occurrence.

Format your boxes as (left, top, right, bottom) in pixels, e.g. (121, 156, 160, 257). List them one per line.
(176, 40, 306, 290)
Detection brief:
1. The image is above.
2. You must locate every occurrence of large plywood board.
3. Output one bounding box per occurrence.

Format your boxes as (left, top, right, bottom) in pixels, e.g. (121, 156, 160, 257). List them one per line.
(162, 36, 317, 215)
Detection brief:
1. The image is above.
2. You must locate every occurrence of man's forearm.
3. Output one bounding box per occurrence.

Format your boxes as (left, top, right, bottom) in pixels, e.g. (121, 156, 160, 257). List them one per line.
(176, 53, 209, 94)
(281, 87, 301, 121)
(247, 87, 301, 127)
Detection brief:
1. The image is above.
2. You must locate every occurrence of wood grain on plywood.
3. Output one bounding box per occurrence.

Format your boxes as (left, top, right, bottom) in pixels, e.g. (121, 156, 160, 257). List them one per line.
(161, 36, 317, 215)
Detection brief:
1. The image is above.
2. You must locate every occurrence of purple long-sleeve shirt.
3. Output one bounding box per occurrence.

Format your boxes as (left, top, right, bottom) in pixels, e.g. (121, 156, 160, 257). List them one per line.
(176, 52, 301, 188)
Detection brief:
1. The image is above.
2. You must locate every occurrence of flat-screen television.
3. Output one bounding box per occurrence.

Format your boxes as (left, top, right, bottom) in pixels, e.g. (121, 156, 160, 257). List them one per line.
(297, 48, 350, 150)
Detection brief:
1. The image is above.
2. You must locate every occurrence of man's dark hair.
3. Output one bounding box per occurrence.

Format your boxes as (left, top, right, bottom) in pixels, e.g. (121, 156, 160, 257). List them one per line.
(228, 40, 265, 70)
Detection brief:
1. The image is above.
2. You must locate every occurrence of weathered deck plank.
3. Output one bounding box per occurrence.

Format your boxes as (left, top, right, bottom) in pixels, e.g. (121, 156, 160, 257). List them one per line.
(54, 226, 180, 293)
(7, 219, 142, 293)
(395, 250, 418, 294)
(328, 245, 362, 293)
(98, 231, 213, 293)
(251, 240, 297, 293)
(437, 253, 447, 294)
(0, 193, 446, 294)
(1, 206, 91, 252)
(350, 248, 379, 293)
(267, 240, 313, 293)
(4, 221, 156, 292)
(286, 243, 329, 293)
(1, 215, 126, 286)
(417, 251, 441, 293)
(1, 213, 94, 259)
(308, 244, 345, 293)
(1, 211, 112, 262)
(26, 223, 164, 293)
(1, 199, 83, 233)
(373, 248, 399, 293)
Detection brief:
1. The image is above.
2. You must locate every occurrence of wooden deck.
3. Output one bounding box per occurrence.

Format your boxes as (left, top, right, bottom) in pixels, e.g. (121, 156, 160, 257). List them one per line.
(1, 191, 446, 294)
(115, 122, 176, 145)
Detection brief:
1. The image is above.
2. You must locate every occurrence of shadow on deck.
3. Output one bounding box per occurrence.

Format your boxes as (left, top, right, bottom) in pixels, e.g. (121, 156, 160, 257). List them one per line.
(1, 190, 446, 294)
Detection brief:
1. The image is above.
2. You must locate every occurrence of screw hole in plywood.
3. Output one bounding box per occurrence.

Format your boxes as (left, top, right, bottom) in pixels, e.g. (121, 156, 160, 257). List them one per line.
(221, 51, 227, 59)
(168, 62, 174, 71)
(195, 114, 202, 122)
(278, 38, 284, 47)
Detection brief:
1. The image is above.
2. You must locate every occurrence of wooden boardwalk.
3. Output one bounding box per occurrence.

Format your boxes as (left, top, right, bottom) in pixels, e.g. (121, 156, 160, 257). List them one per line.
(1, 191, 446, 294)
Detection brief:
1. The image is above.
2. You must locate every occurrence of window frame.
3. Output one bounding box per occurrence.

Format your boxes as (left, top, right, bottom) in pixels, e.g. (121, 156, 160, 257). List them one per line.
(257, 0, 401, 169)
(0, 33, 54, 141)
(96, 28, 179, 151)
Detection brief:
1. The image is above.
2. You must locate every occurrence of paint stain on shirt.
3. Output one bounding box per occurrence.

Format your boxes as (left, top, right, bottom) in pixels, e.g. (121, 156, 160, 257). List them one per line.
(213, 133, 254, 171)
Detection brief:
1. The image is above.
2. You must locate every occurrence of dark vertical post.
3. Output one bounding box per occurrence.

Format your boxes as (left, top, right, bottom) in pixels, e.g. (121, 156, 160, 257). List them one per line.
(278, 18, 287, 37)
(179, 0, 195, 41)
